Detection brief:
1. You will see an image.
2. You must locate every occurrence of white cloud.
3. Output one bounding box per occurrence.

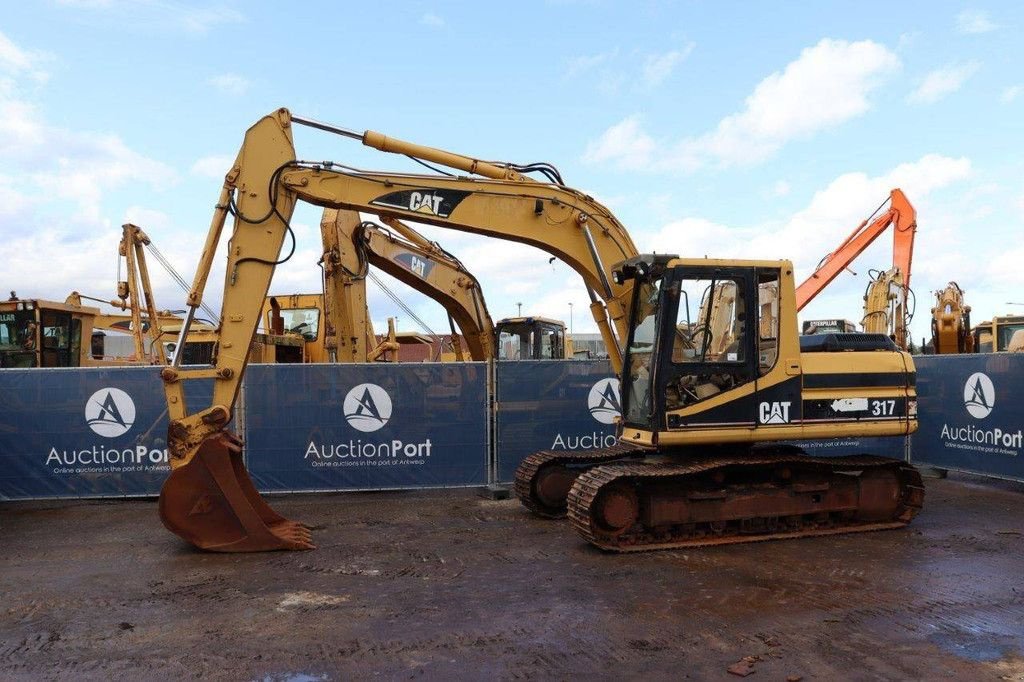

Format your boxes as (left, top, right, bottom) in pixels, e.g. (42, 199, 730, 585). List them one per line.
(0, 31, 179, 307)
(585, 39, 900, 172)
(956, 9, 998, 34)
(27, 131, 176, 222)
(564, 49, 618, 78)
(0, 175, 34, 217)
(770, 180, 791, 198)
(645, 154, 972, 334)
(124, 206, 173, 232)
(582, 115, 656, 170)
(420, 13, 444, 28)
(207, 73, 249, 95)
(1001, 85, 1022, 103)
(190, 154, 235, 179)
(53, 1, 243, 35)
(641, 42, 694, 88)
(907, 62, 980, 105)
(179, 6, 244, 34)
(0, 30, 51, 82)
(680, 39, 900, 167)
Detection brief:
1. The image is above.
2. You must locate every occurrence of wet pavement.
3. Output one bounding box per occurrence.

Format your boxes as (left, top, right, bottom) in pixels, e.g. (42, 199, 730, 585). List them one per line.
(2, 473, 1024, 680)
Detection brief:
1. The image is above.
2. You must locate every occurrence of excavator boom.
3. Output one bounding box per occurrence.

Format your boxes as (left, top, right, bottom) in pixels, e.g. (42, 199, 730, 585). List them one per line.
(159, 108, 639, 552)
(795, 189, 917, 311)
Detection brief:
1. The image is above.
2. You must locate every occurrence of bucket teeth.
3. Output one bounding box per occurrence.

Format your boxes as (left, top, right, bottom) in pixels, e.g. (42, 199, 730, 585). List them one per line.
(159, 430, 314, 552)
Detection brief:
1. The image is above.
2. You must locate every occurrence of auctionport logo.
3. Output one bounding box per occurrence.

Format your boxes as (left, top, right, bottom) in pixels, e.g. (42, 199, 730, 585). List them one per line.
(588, 378, 621, 425)
(85, 388, 135, 438)
(343, 383, 392, 432)
(963, 372, 995, 419)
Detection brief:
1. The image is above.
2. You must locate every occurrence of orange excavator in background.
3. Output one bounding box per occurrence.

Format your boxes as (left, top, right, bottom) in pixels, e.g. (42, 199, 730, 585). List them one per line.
(930, 282, 973, 354)
(795, 189, 917, 349)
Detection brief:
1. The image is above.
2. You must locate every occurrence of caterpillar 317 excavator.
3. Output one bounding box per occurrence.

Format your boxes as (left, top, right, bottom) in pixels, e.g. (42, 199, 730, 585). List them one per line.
(518, 256, 922, 550)
(158, 108, 921, 553)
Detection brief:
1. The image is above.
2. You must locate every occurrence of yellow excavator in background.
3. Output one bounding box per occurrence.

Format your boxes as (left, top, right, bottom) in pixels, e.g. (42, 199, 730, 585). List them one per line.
(973, 315, 1024, 353)
(111, 222, 302, 364)
(1, 223, 174, 368)
(300, 207, 494, 362)
(860, 266, 913, 347)
(156, 108, 921, 553)
(267, 207, 575, 363)
(930, 282, 973, 354)
(0, 294, 116, 368)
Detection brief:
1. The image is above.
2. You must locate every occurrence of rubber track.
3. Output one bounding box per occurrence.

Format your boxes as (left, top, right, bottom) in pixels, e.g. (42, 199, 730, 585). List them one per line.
(567, 454, 925, 552)
(513, 443, 650, 518)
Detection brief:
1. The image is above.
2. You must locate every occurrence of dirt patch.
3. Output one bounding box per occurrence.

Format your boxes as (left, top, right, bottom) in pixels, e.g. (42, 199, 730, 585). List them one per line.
(2, 473, 1024, 679)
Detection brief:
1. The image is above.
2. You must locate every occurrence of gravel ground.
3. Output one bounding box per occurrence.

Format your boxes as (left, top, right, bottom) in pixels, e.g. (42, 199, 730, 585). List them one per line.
(2, 472, 1024, 680)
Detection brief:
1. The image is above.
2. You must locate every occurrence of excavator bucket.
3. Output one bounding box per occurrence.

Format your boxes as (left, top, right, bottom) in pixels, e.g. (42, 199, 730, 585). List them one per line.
(158, 432, 314, 552)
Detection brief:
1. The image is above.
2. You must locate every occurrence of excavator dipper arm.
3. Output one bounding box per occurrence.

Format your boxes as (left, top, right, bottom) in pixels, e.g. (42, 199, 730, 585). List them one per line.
(795, 189, 917, 312)
(159, 108, 639, 552)
(320, 208, 496, 361)
(358, 215, 495, 360)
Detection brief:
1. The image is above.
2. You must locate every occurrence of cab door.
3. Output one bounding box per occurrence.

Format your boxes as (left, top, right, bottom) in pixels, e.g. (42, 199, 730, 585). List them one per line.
(40, 309, 74, 367)
(659, 266, 761, 429)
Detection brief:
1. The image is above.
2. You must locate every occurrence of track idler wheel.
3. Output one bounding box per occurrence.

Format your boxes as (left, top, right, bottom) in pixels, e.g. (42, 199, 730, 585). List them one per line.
(593, 483, 639, 536)
(159, 431, 314, 552)
(533, 464, 577, 514)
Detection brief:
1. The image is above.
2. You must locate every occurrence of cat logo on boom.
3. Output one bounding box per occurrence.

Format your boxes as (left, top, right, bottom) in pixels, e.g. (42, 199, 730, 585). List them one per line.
(369, 188, 470, 219)
(408, 192, 444, 215)
(758, 401, 791, 425)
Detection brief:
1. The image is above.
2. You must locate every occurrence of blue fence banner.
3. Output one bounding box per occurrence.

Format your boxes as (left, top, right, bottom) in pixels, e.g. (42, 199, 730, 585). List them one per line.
(494, 360, 618, 483)
(0, 367, 210, 500)
(787, 436, 906, 459)
(4, 354, 1024, 501)
(910, 354, 1024, 481)
(244, 362, 488, 491)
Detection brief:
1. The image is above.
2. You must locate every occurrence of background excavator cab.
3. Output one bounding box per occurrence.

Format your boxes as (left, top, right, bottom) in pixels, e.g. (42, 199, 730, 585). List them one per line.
(495, 317, 570, 360)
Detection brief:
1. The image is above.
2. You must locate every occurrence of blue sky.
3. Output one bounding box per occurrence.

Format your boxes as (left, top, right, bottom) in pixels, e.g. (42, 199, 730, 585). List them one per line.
(2, 1, 1023, 346)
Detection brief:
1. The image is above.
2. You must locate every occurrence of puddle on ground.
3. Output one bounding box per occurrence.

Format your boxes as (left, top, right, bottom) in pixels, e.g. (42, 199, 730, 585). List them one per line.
(929, 630, 1020, 663)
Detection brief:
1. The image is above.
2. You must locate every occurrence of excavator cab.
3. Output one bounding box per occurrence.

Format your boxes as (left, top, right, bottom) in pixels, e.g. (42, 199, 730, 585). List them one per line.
(617, 256, 780, 430)
(0, 299, 88, 368)
(496, 317, 568, 360)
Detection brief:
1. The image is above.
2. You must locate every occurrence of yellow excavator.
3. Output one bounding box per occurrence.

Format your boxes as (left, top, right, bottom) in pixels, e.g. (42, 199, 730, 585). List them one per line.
(156, 108, 921, 553)
(267, 208, 573, 363)
(0, 294, 113, 368)
(930, 282, 973, 354)
(860, 267, 913, 346)
(266, 208, 495, 363)
(973, 315, 1024, 353)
